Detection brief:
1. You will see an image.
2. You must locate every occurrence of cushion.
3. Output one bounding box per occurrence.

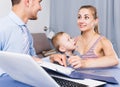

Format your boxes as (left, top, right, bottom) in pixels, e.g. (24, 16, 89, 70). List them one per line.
(32, 33, 51, 54)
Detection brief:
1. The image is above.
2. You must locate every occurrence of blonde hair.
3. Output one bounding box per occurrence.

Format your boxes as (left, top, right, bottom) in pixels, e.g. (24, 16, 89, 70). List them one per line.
(79, 5, 99, 34)
(52, 32, 65, 51)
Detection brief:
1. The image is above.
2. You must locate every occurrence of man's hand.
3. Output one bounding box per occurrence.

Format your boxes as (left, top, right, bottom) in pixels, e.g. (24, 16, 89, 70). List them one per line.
(50, 54, 67, 67)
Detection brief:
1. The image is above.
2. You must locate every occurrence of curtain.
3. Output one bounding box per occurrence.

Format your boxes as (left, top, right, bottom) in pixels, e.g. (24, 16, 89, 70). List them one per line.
(50, 0, 120, 57)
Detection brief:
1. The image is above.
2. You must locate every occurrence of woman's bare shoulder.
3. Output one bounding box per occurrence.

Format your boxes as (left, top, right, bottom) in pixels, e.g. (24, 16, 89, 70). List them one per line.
(100, 36, 113, 48)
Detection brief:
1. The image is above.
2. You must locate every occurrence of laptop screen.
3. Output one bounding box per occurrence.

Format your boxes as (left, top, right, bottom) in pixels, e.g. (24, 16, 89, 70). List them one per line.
(0, 51, 59, 87)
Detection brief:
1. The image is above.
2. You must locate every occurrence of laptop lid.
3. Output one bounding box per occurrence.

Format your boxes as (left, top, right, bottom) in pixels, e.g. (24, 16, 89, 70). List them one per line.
(0, 51, 59, 87)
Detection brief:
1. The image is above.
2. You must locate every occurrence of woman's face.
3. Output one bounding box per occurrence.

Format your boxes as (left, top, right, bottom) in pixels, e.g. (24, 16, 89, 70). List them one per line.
(77, 8, 96, 32)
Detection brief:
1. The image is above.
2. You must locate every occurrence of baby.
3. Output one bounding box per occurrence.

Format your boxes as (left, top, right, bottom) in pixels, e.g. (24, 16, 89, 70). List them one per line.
(51, 32, 80, 58)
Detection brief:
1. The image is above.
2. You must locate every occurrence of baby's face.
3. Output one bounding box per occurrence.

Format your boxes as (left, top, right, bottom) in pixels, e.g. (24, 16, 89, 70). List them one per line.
(59, 33, 76, 51)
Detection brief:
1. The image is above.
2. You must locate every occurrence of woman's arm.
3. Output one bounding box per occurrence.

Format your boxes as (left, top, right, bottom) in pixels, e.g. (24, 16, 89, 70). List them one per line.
(68, 37, 119, 68)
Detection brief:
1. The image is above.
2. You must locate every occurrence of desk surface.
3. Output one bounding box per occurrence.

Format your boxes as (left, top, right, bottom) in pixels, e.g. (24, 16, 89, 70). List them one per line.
(0, 64, 120, 87)
(104, 65, 120, 87)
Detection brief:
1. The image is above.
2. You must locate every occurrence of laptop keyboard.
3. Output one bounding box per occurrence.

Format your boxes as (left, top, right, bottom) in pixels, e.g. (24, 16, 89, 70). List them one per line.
(52, 76, 87, 87)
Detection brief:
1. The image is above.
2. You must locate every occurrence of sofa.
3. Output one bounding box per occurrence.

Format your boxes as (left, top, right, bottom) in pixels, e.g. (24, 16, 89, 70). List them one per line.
(32, 33, 53, 58)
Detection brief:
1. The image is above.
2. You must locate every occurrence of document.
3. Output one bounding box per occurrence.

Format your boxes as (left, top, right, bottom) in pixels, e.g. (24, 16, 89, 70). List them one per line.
(38, 61, 73, 75)
(38, 61, 118, 84)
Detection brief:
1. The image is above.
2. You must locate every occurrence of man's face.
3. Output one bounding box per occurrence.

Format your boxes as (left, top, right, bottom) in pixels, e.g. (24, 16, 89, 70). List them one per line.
(28, 0, 42, 20)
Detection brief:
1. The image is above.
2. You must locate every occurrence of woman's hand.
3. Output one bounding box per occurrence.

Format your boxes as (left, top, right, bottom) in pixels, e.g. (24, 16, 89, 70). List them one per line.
(68, 55, 83, 69)
(50, 54, 67, 67)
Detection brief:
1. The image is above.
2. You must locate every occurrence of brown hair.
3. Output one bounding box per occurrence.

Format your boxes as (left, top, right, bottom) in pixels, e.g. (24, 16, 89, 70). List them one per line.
(52, 32, 64, 51)
(11, 0, 21, 6)
(79, 5, 99, 34)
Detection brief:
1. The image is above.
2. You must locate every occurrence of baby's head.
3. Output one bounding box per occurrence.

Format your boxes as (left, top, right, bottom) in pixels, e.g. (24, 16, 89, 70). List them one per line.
(52, 32, 76, 53)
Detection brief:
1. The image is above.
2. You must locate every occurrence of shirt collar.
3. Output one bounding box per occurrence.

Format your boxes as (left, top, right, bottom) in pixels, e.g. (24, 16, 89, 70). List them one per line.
(8, 11, 25, 26)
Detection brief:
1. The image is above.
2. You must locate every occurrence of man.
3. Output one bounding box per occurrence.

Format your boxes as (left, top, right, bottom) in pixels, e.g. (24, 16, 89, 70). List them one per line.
(0, 0, 67, 65)
(0, 0, 42, 56)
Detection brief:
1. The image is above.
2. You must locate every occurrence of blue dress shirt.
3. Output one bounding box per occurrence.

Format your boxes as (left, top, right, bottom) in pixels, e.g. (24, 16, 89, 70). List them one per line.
(0, 11, 36, 56)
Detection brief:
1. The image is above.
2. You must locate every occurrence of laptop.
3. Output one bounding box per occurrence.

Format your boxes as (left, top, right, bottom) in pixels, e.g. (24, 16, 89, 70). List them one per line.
(0, 51, 106, 87)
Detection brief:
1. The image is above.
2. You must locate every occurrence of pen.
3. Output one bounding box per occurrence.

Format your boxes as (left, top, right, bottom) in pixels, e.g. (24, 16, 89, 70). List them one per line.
(66, 55, 73, 68)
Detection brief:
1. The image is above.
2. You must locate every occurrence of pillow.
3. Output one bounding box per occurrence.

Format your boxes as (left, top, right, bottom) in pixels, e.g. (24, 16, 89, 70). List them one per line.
(32, 33, 51, 54)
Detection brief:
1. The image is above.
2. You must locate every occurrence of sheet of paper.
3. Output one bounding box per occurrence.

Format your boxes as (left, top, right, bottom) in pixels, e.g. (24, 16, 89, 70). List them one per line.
(38, 61, 74, 75)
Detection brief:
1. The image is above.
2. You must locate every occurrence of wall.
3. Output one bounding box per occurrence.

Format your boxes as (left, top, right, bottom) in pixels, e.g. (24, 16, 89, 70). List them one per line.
(0, 1, 11, 17)
(28, 0, 50, 33)
(0, 0, 50, 33)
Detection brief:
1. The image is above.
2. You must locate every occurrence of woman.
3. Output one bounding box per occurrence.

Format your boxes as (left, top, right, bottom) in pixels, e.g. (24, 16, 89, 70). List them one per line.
(50, 5, 119, 69)
(68, 5, 119, 68)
